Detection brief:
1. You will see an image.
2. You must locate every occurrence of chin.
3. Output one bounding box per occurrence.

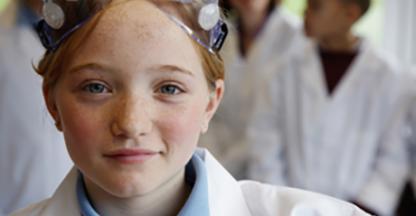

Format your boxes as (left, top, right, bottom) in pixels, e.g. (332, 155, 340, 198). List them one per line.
(101, 176, 155, 198)
(107, 184, 152, 198)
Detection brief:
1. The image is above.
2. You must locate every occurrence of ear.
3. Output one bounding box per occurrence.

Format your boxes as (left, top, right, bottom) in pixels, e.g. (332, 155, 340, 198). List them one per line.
(43, 85, 62, 131)
(201, 79, 224, 134)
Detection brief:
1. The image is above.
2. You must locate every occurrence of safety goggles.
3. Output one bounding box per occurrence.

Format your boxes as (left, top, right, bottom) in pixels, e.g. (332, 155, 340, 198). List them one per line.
(36, 0, 228, 54)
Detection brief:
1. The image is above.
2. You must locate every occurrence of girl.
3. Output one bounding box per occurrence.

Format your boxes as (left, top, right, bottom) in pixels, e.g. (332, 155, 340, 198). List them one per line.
(13, 0, 368, 215)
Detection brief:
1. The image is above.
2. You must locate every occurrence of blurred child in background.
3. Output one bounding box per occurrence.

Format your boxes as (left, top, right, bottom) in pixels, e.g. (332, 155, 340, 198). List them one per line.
(246, 0, 416, 215)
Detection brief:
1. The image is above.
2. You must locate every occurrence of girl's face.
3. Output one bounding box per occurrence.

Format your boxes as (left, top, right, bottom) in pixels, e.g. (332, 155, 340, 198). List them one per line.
(45, 1, 223, 198)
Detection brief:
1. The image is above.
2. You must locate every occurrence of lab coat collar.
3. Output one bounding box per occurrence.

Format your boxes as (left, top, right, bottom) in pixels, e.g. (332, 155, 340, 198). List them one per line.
(196, 149, 252, 216)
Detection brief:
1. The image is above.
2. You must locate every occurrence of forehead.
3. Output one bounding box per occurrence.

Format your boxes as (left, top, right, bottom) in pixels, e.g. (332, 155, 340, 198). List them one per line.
(97, 1, 177, 42)
(70, 0, 202, 73)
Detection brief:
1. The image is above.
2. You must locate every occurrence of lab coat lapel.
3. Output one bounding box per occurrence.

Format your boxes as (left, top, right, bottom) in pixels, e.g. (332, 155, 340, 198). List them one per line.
(299, 40, 329, 124)
(196, 149, 252, 216)
(298, 40, 372, 191)
(308, 41, 380, 196)
(297, 41, 330, 188)
(38, 168, 81, 215)
(327, 41, 371, 107)
(319, 41, 373, 149)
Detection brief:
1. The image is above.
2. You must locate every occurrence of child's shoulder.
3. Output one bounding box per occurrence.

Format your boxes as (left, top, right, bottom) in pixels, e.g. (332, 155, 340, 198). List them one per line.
(238, 180, 370, 216)
(10, 199, 50, 216)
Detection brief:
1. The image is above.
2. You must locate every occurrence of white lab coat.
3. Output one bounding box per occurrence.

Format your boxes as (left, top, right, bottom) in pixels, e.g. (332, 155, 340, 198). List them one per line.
(0, 26, 72, 215)
(12, 148, 370, 216)
(247, 39, 416, 215)
(199, 6, 304, 179)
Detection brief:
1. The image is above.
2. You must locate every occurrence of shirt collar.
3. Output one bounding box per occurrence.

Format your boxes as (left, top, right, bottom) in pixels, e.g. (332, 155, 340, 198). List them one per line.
(76, 154, 210, 216)
(76, 172, 99, 216)
(178, 154, 210, 216)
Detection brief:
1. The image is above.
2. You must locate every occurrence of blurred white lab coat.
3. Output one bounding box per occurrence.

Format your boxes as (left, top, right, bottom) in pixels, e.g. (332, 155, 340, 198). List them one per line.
(247, 39, 416, 215)
(0, 25, 72, 215)
(199, 6, 304, 179)
(12, 149, 370, 216)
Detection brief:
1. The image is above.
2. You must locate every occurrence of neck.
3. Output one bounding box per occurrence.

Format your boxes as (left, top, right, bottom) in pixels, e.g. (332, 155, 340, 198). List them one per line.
(85, 169, 190, 216)
(319, 32, 359, 52)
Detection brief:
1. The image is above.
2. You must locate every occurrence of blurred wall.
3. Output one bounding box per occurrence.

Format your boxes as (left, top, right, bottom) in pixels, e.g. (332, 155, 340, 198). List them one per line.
(382, 0, 416, 68)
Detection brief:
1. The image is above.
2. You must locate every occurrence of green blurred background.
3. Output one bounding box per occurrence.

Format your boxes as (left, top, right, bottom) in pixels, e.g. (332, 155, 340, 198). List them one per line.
(0, 0, 8, 12)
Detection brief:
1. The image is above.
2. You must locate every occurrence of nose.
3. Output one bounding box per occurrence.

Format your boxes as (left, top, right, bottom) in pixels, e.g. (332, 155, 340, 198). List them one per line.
(111, 94, 153, 141)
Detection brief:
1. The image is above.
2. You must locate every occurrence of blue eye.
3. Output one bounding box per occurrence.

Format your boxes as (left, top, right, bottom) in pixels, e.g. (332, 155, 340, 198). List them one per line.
(160, 85, 182, 95)
(83, 83, 108, 94)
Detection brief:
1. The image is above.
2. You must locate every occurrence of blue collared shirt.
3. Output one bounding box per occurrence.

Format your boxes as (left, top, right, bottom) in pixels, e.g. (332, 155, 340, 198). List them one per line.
(76, 154, 210, 216)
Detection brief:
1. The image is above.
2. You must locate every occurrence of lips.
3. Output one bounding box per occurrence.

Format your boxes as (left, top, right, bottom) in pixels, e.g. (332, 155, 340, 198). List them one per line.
(103, 148, 159, 164)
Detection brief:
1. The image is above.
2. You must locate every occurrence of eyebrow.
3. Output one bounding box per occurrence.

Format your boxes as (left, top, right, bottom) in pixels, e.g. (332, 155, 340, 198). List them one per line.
(68, 63, 117, 75)
(150, 65, 195, 77)
(68, 63, 194, 77)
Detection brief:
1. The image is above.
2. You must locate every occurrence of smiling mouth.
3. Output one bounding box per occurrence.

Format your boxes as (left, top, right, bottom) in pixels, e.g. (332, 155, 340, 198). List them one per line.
(103, 149, 159, 164)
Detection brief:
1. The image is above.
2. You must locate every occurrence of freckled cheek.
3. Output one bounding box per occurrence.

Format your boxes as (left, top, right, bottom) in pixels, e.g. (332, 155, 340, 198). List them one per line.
(59, 103, 109, 158)
(157, 105, 205, 149)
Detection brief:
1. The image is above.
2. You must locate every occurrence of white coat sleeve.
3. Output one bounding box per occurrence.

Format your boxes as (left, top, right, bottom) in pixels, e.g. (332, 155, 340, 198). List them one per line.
(355, 84, 415, 216)
(246, 68, 288, 186)
(240, 181, 371, 216)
